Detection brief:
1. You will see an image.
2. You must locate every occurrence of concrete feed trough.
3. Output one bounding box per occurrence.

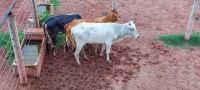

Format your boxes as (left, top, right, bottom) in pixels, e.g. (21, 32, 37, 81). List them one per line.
(12, 28, 46, 77)
(26, 3, 54, 29)
(38, 3, 54, 15)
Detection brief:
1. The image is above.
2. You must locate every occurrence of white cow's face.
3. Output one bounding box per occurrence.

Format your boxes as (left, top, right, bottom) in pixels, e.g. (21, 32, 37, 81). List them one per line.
(127, 21, 139, 38)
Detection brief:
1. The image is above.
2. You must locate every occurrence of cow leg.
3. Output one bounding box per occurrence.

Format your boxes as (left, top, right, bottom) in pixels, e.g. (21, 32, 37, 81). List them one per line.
(47, 34, 53, 46)
(71, 34, 77, 53)
(100, 44, 106, 56)
(64, 44, 67, 59)
(47, 32, 57, 56)
(51, 45, 56, 56)
(64, 36, 66, 54)
(48, 37, 56, 56)
(105, 43, 112, 63)
(46, 41, 50, 54)
(52, 35, 57, 56)
(46, 34, 53, 54)
(74, 43, 84, 65)
(94, 44, 99, 55)
(66, 28, 74, 51)
(80, 47, 89, 60)
(64, 35, 70, 54)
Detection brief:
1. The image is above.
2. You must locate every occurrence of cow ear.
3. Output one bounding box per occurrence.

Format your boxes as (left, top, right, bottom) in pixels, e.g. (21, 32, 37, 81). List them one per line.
(105, 10, 109, 15)
(130, 21, 135, 23)
(132, 18, 137, 23)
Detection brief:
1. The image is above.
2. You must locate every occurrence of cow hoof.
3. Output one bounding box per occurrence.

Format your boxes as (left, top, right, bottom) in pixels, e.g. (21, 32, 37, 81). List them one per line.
(63, 49, 66, 54)
(53, 52, 56, 56)
(77, 63, 82, 67)
(100, 53, 103, 57)
(79, 64, 82, 67)
(95, 51, 99, 56)
(108, 60, 111, 63)
(64, 55, 67, 59)
(84, 56, 89, 60)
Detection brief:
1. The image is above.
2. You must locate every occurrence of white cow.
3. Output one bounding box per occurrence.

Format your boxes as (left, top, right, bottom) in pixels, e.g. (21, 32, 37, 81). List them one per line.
(71, 21, 139, 65)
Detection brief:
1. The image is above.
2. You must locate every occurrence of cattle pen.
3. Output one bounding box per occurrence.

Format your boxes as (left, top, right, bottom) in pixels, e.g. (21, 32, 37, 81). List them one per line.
(1, 0, 200, 90)
(0, 0, 119, 89)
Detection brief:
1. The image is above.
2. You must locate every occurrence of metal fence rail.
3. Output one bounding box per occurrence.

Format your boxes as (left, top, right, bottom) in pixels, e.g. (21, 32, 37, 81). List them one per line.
(0, 0, 32, 89)
(0, 0, 17, 27)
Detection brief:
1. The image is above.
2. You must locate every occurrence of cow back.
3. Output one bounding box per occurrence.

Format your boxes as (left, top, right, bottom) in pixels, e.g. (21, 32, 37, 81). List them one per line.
(54, 14, 82, 27)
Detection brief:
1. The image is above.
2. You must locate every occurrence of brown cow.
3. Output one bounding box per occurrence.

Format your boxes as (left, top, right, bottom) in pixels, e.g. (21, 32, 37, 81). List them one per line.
(64, 10, 120, 59)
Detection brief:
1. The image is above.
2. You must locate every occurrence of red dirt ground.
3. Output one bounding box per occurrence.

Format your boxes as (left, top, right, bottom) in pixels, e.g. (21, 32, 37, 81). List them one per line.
(1, 0, 200, 90)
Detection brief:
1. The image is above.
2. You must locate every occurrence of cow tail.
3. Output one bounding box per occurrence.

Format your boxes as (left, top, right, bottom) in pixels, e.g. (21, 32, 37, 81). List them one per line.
(43, 22, 49, 54)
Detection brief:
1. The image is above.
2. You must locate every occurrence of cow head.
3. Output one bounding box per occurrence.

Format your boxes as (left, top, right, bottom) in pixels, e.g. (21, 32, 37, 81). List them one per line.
(105, 10, 121, 22)
(126, 21, 139, 39)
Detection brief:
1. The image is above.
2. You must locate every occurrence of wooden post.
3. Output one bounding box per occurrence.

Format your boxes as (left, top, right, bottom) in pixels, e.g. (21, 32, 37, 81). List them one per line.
(185, 0, 200, 40)
(112, 0, 118, 10)
(7, 13, 28, 85)
(44, 0, 50, 4)
(31, 0, 40, 28)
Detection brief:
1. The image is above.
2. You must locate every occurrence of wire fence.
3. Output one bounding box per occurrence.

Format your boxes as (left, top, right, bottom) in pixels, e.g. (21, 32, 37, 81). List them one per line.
(0, 0, 33, 90)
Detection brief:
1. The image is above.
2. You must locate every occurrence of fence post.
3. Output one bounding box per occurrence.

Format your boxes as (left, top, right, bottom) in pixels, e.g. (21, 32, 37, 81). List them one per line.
(185, 0, 200, 40)
(7, 13, 28, 85)
(31, 0, 40, 28)
(44, 0, 50, 4)
(112, 0, 118, 10)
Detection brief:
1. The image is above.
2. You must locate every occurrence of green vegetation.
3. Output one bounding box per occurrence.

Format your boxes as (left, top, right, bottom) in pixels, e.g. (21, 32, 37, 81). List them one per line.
(50, 0, 59, 10)
(157, 32, 200, 48)
(0, 31, 24, 65)
(0, 0, 59, 65)
(39, 0, 59, 26)
(56, 34, 65, 46)
(39, 11, 51, 26)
